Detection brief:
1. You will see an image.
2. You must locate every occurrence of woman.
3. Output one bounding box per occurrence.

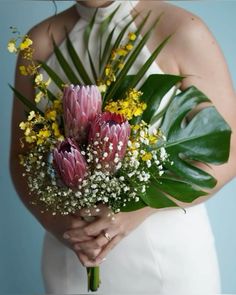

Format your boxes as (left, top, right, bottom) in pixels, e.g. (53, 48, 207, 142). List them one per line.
(10, 0, 236, 293)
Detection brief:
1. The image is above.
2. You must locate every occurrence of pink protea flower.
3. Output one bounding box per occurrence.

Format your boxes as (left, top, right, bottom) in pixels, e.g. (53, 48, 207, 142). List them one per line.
(63, 85, 102, 144)
(89, 112, 130, 172)
(53, 138, 88, 188)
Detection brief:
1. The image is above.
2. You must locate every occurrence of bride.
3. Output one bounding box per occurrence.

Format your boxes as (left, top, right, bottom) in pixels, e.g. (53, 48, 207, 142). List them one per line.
(10, 0, 236, 293)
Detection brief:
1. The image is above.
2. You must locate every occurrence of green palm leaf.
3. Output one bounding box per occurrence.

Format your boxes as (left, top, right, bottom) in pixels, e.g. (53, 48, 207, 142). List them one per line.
(66, 33, 92, 85)
(84, 9, 98, 82)
(39, 61, 65, 91)
(52, 38, 81, 85)
(9, 84, 44, 116)
(98, 4, 120, 72)
(104, 15, 163, 103)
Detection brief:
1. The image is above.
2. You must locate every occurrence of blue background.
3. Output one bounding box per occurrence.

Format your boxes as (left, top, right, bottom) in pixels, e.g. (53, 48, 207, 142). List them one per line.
(0, 1, 235, 293)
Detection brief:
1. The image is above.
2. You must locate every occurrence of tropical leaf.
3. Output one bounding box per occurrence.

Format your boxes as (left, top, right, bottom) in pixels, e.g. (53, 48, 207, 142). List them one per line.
(98, 4, 120, 72)
(139, 74, 183, 123)
(39, 61, 65, 91)
(157, 86, 231, 189)
(52, 38, 81, 85)
(84, 8, 98, 82)
(104, 15, 163, 103)
(123, 35, 172, 92)
(38, 85, 57, 102)
(66, 33, 92, 85)
(9, 84, 44, 116)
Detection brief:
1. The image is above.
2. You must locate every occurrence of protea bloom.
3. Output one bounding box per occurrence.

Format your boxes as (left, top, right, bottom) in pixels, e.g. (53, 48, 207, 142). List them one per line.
(89, 112, 130, 172)
(53, 138, 88, 188)
(63, 85, 102, 144)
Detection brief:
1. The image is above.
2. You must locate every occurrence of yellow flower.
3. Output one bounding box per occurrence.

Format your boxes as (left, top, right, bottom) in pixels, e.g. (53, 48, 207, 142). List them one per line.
(19, 37, 33, 51)
(52, 122, 61, 138)
(142, 152, 152, 161)
(35, 91, 44, 103)
(116, 48, 128, 56)
(149, 135, 158, 145)
(7, 40, 17, 53)
(118, 63, 124, 70)
(19, 65, 28, 76)
(28, 111, 36, 121)
(45, 110, 57, 121)
(19, 122, 27, 130)
(128, 32, 136, 41)
(35, 74, 43, 85)
(45, 77, 51, 87)
(37, 129, 51, 145)
(105, 88, 145, 120)
(125, 44, 133, 51)
(26, 135, 36, 143)
(98, 84, 107, 93)
(53, 99, 63, 113)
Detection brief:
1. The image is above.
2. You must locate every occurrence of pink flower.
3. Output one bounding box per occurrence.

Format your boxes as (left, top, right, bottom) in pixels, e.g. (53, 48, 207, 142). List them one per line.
(89, 112, 130, 172)
(53, 138, 88, 188)
(63, 85, 102, 144)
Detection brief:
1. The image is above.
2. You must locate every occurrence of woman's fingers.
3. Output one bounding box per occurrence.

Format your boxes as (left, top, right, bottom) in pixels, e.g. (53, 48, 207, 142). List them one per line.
(75, 251, 100, 267)
(63, 227, 94, 243)
(83, 217, 112, 237)
(94, 235, 121, 265)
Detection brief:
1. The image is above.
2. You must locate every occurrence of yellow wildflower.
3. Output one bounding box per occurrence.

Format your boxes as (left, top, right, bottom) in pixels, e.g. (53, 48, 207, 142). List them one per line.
(19, 37, 33, 51)
(45, 110, 57, 121)
(45, 77, 51, 87)
(8, 40, 17, 53)
(118, 63, 124, 70)
(52, 122, 62, 138)
(37, 129, 51, 145)
(28, 111, 36, 121)
(98, 84, 107, 93)
(26, 135, 37, 143)
(19, 122, 27, 130)
(142, 152, 153, 161)
(35, 91, 44, 103)
(35, 74, 43, 85)
(19, 65, 28, 76)
(105, 88, 146, 120)
(128, 32, 136, 41)
(116, 48, 128, 56)
(126, 44, 133, 51)
(53, 99, 63, 113)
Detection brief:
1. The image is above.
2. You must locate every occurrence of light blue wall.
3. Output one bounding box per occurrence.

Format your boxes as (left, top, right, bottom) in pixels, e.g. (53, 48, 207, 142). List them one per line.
(0, 1, 235, 293)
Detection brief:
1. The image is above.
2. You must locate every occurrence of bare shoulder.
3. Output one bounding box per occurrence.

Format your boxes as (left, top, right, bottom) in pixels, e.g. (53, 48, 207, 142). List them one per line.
(27, 4, 78, 62)
(136, 1, 215, 74)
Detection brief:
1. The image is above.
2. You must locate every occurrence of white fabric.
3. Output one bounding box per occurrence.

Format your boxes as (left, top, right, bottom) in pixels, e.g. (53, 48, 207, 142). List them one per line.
(41, 1, 221, 293)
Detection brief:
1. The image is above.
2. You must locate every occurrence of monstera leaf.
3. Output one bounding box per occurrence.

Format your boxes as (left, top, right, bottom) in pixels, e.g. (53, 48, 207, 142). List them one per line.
(122, 84, 231, 211)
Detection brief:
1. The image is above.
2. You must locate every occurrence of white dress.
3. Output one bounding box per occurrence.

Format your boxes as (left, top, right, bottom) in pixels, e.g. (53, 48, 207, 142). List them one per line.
(40, 1, 221, 294)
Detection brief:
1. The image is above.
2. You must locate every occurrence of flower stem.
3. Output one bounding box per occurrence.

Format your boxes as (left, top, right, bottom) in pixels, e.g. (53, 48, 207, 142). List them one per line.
(87, 266, 100, 292)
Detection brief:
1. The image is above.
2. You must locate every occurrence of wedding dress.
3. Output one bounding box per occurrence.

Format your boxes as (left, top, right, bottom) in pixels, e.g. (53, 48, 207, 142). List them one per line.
(40, 1, 221, 293)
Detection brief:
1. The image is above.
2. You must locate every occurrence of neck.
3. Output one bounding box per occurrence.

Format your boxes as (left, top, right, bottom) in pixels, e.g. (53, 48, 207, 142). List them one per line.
(77, 1, 113, 8)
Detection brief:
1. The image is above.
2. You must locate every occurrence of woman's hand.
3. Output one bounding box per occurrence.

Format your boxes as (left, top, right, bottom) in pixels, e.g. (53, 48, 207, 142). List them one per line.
(63, 205, 156, 267)
(40, 211, 93, 250)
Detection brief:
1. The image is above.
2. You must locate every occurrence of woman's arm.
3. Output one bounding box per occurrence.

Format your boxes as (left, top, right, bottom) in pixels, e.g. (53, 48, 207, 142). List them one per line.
(65, 13, 236, 266)
(9, 14, 93, 259)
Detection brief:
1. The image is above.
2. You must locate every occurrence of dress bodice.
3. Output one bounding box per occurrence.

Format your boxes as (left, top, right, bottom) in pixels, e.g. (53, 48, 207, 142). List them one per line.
(38, 0, 176, 125)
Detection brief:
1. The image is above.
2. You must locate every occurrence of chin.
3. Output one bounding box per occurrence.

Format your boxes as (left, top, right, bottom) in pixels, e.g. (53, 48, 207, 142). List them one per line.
(77, 0, 113, 8)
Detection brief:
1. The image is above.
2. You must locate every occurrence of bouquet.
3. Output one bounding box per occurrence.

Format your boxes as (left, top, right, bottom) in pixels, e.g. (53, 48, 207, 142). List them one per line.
(8, 8, 231, 292)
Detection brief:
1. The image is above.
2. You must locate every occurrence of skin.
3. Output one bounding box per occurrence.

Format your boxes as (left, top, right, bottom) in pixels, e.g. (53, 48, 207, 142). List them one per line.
(10, 1, 236, 267)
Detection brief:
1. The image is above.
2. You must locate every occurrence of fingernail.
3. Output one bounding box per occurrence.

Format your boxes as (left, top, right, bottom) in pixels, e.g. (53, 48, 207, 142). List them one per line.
(63, 233, 70, 239)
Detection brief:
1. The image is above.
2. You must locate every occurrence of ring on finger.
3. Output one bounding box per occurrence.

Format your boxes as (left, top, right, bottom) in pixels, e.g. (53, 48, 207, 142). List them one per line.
(103, 230, 111, 241)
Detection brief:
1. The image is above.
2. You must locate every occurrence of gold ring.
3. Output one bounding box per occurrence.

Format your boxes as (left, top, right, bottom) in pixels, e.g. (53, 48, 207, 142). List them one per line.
(103, 231, 111, 241)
